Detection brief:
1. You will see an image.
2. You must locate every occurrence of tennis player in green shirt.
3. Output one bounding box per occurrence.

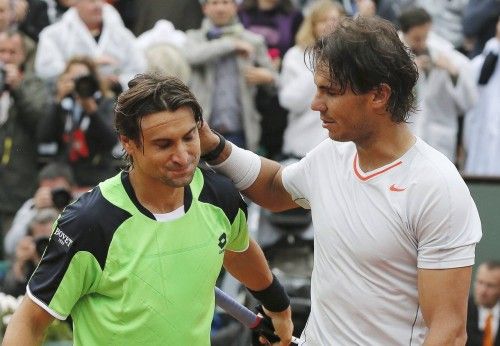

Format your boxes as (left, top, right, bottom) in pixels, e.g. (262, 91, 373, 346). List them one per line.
(3, 74, 292, 345)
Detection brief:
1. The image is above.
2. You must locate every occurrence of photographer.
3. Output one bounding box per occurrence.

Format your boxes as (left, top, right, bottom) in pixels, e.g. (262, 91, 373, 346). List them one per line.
(3, 162, 75, 259)
(399, 7, 477, 164)
(37, 56, 118, 187)
(1, 208, 59, 297)
(0, 30, 51, 238)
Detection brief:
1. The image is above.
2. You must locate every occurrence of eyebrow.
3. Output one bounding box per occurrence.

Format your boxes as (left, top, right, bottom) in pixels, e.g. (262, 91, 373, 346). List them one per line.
(150, 125, 198, 143)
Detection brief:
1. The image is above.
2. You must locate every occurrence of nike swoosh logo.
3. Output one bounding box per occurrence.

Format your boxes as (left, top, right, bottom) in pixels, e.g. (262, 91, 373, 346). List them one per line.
(390, 184, 406, 192)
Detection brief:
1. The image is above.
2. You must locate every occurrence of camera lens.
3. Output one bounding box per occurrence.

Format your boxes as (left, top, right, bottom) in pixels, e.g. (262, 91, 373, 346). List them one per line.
(51, 187, 72, 210)
(34, 236, 50, 257)
(74, 74, 100, 98)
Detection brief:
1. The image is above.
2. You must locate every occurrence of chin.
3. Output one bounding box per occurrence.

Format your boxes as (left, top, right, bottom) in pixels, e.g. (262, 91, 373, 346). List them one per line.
(162, 171, 196, 188)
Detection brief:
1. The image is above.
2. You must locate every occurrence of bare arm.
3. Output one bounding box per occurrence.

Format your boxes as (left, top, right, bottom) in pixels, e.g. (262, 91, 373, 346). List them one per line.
(223, 239, 293, 346)
(200, 123, 297, 212)
(419, 266, 471, 346)
(2, 296, 55, 345)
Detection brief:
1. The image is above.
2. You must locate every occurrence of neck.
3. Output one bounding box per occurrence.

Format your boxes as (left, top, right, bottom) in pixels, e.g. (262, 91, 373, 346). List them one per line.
(128, 169, 184, 214)
(85, 21, 102, 35)
(258, 0, 275, 10)
(355, 122, 415, 172)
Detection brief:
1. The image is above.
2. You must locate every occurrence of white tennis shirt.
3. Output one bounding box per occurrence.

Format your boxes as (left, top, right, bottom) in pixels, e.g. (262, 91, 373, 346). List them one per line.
(282, 137, 482, 345)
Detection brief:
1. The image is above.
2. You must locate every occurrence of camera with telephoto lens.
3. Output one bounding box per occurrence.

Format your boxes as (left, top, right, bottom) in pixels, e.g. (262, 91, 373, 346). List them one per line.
(74, 74, 100, 98)
(51, 187, 72, 210)
(0, 66, 7, 93)
(34, 236, 50, 257)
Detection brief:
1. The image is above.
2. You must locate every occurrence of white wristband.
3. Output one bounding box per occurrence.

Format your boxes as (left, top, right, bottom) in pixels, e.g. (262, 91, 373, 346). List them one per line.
(209, 142, 261, 190)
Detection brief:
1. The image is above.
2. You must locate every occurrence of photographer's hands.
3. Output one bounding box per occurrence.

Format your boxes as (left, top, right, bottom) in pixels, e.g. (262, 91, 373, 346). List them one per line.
(12, 237, 39, 281)
(56, 72, 98, 114)
(4, 63, 24, 90)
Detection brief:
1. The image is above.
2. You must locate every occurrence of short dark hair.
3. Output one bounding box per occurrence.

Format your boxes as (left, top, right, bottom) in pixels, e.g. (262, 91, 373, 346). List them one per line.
(38, 162, 75, 186)
(482, 260, 500, 271)
(114, 74, 203, 165)
(306, 16, 418, 123)
(398, 7, 432, 33)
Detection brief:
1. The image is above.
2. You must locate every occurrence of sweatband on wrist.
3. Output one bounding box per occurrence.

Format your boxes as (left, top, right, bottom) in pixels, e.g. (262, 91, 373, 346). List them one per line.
(209, 142, 261, 190)
(201, 131, 226, 162)
(247, 274, 290, 313)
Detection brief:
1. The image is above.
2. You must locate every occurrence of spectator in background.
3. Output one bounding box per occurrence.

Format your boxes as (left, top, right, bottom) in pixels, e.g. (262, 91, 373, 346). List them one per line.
(238, 0, 303, 158)
(143, 44, 191, 84)
(1, 208, 59, 297)
(37, 56, 118, 187)
(133, 0, 203, 35)
(378, 0, 416, 23)
(238, 0, 303, 65)
(399, 7, 477, 164)
(278, 0, 344, 158)
(185, 0, 277, 151)
(0, 0, 36, 71)
(0, 30, 51, 238)
(341, 0, 376, 17)
(3, 162, 75, 259)
(463, 0, 500, 58)
(418, 0, 469, 52)
(19, 0, 75, 42)
(0, 0, 13, 33)
(463, 17, 500, 176)
(466, 261, 500, 346)
(35, 0, 145, 91)
(136, 19, 191, 83)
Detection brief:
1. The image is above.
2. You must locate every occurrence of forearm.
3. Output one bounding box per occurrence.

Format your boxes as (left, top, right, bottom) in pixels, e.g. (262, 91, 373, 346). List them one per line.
(2, 298, 50, 346)
(206, 139, 296, 211)
(224, 239, 290, 314)
(224, 239, 272, 290)
(423, 321, 467, 346)
(185, 37, 235, 66)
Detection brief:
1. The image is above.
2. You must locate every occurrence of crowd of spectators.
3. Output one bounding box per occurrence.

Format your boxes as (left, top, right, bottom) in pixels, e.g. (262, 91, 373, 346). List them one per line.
(0, 0, 498, 324)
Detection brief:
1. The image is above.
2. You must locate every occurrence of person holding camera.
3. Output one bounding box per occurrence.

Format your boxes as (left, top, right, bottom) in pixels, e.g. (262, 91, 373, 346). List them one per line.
(37, 56, 118, 187)
(1, 208, 59, 297)
(398, 7, 477, 165)
(0, 29, 51, 239)
(3, 162, 75, 259)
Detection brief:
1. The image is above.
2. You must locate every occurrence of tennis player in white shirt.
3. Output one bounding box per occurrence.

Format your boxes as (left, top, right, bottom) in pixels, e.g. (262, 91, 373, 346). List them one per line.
(200, 15, 482, 345)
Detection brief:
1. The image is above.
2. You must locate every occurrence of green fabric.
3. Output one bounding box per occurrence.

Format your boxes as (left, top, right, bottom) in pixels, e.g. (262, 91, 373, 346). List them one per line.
(44, 169, 249, 345)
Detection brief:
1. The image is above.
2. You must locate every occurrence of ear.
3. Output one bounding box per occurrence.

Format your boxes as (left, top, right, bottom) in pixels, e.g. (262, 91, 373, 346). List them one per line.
(120, 135, 135, 155)
(370, 83, 391, 113)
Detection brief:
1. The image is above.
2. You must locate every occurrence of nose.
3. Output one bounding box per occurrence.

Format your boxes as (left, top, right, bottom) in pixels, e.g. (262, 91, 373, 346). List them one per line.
(311, 93, 326, 112)
(171, 144, 190, 166)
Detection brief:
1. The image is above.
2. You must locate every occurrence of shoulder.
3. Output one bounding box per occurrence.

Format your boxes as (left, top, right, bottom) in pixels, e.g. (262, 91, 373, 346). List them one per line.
(196, 167, 247, 223)
(305, 139, 354, 163)
(56, 185, 131, 267)
(411, 139, 467, 193)
(38, 19, 65, 39)
(283, 46, 304, 62)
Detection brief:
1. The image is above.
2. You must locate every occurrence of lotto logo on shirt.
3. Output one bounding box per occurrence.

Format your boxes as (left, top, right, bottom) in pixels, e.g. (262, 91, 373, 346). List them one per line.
(53, 228, 74, 248)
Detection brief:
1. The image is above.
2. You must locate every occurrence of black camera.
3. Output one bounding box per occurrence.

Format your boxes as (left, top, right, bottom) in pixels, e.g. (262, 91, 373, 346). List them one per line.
(34, 236, 50, 257)
(0, 67, 7, 93)
(74, 74, 100, 98)
(51, 187, 72, 210)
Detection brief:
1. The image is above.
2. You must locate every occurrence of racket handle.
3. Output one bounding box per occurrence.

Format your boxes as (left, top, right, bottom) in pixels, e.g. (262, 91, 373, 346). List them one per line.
(215, 287, 301, 344)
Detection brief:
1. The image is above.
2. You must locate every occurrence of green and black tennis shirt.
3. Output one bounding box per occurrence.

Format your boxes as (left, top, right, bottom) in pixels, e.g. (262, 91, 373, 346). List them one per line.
(27, 167, 249, 345)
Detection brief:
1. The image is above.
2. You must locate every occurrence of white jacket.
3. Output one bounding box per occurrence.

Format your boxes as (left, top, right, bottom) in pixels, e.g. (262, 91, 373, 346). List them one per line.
(463, 38, 500, 175)
(35, 4, 146, 87)
(279, 46, 327, 157)
(408, 32, 477, 162)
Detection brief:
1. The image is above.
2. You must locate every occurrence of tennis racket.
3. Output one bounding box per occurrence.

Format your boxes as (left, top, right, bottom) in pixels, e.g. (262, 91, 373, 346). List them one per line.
(214, 287, 301, 344)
